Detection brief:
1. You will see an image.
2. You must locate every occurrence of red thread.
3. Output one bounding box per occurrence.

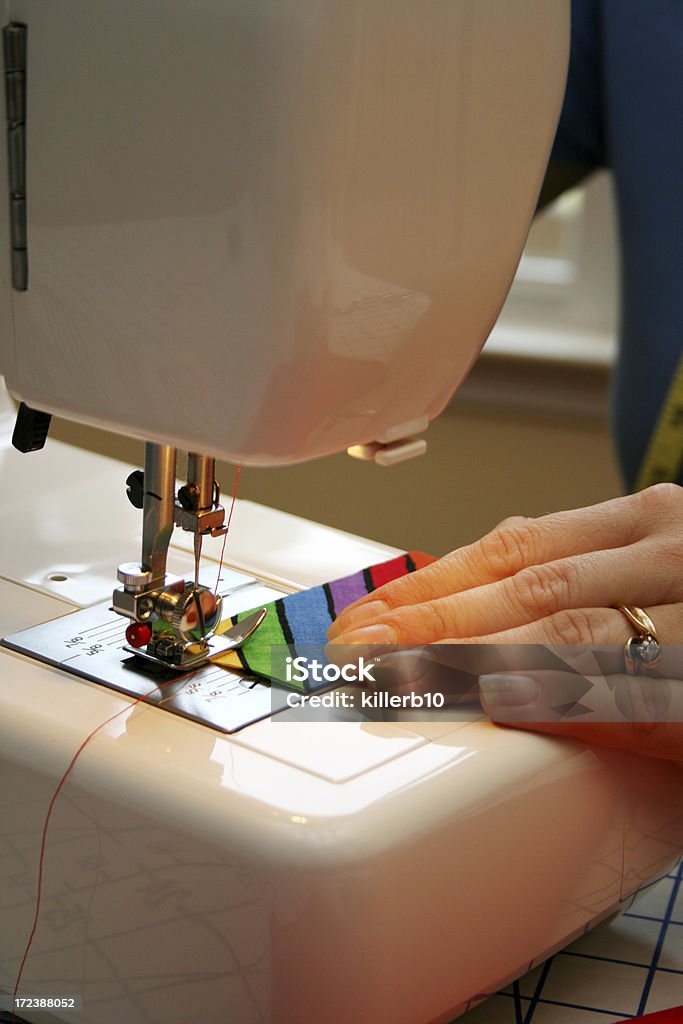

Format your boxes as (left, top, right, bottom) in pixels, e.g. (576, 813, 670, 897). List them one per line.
(214, 464, 241, 598)
(12, 464, 242, 1021)
(11, 673, 183, 1021)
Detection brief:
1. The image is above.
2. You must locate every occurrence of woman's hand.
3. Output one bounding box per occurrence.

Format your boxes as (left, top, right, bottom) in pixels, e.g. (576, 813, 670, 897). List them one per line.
(326, 484, 683, 760)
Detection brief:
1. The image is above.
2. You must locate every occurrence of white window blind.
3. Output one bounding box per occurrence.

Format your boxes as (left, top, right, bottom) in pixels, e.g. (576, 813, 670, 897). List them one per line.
(485, 170, 618, 366)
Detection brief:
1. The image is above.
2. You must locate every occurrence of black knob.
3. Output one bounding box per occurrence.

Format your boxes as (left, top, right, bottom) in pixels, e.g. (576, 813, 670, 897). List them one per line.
(12, 402, 52, 453)
(177, 483, 199, 511)
(126, 470, 145, 509)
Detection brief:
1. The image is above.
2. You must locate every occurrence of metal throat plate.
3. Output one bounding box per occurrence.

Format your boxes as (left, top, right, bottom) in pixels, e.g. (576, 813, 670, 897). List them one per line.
(2, 570, 287, 733)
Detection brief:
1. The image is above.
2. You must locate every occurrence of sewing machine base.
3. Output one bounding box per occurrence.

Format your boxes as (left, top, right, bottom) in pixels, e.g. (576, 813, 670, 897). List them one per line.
(2, 420, 682, 1024)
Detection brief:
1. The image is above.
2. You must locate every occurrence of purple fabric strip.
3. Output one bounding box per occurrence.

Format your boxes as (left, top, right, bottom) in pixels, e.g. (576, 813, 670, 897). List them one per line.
(328, 571, 368, 616)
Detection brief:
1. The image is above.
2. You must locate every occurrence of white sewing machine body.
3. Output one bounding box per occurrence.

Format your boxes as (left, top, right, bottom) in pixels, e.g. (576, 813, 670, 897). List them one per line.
(1, 0, 567, 463)
(1, 2, 682, 1022)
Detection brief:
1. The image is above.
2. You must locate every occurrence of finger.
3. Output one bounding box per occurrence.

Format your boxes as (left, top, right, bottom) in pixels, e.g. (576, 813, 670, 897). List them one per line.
(478, 670, 683, 761)
(443, 604, 683, 680)
(436, 637, 683, 684)
(328, 541, 677, 645)
(327, 640, 604, 687)
(479, 670, 683, 722)
(326, 490, 672, 641)
(326, 606, 683, 681)
(455, 602, 682, 663)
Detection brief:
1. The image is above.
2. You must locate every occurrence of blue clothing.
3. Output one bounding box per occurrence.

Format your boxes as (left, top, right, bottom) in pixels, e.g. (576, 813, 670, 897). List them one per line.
(552, 0, 683, 488)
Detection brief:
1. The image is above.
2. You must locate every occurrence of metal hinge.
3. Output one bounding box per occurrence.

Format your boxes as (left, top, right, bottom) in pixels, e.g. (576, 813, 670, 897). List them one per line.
(3, 21, 27, 290)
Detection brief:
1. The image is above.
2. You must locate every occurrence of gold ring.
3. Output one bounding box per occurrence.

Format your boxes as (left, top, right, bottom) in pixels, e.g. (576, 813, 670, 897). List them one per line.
(615, 604, 661, 675)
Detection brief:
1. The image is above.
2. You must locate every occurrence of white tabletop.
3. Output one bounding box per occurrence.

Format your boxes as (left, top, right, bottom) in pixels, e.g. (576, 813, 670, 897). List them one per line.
(459, 861, 683, 1023)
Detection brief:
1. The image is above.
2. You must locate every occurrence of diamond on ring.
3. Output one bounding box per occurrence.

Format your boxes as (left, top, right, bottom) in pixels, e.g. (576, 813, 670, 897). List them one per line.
(625, 635, 661, 675)
(616, 605, 662, 676)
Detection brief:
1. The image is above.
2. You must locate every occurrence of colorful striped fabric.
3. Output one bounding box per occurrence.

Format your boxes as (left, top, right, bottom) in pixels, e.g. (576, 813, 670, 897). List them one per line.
(212, 552, 435, 689)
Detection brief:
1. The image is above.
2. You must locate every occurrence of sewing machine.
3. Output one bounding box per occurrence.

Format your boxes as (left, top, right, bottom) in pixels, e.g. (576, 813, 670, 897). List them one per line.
(1, 3, 681, 1023)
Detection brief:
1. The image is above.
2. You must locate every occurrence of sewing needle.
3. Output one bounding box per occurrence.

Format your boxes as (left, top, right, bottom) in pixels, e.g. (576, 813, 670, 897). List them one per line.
(193, 533, 207, 639)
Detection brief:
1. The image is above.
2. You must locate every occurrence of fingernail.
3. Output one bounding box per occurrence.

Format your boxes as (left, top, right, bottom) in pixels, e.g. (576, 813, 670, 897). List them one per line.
(330, 624, 397, 645)
(325, 623, 398, 662)
(479, 674, 540, 707)
(371, 648, 434, 686)
(327, 601, 389, 640)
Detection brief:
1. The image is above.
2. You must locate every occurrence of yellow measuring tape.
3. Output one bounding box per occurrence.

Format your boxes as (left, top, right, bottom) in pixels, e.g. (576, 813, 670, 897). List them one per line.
(635, 349, 683, 490)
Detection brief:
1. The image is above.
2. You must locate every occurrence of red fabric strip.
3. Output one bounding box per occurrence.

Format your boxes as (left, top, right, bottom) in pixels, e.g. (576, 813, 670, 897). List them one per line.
(626, 1007, 683, 1023)
(368, 551, 436, 589)
(410, 550, 438, 570)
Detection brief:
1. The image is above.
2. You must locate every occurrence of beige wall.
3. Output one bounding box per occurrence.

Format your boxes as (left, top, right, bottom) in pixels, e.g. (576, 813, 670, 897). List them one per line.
(50, 356, 623, 559)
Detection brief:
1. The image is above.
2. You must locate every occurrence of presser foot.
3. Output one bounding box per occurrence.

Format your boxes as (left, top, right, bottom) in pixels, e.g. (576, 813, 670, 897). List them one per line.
(119, 579, 223, 670)
(123, 606, 268, 673)
(124, 635, 229, 671)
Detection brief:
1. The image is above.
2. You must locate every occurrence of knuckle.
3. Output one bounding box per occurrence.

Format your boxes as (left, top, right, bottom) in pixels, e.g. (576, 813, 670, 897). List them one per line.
(638, 481, 683, 515)
(669, 541, 683, 579)
(644, 543, 683, 602)
(404, 563, 454, 603)
(423, 599, 454, 640)
(547, 607, 612, 646)
(478, 516, 537, 579)
(511, 562, 574, 619)
(403, 598, 450, 638)
(384, 602, 450, 644)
